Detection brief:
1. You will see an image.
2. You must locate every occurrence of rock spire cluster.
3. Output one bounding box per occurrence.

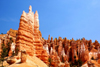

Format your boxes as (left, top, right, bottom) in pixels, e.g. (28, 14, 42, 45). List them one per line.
(1, 5, 100, 67)
(16, 5, 48, 64)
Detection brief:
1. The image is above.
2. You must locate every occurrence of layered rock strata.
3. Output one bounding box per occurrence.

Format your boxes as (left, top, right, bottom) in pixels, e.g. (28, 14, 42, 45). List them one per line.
(16, 6, 34, 56)
(33, 11, 43, 58)
(16, 6, 48, 64)
(21, 50, 27, 63)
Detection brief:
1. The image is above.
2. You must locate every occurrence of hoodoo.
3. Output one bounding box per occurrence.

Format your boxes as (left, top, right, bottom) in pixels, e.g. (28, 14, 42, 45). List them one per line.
(16, 5, 48, 64)
(16, 5, 34, 56)
(1, 5, 100, 67)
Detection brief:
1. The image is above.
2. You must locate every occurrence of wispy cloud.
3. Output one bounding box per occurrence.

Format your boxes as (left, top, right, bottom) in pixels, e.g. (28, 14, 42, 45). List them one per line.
(0, 18, 9, 22)
(91, 0, 100, 7)
(86, 0, 100, 9)
(0, 18, 18, 22)
(91, 0, 98, 5)
(9, 18, 18, 22)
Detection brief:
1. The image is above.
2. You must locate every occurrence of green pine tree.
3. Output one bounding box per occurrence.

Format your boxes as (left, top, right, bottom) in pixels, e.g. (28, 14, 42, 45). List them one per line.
(0, 45, 8, 67)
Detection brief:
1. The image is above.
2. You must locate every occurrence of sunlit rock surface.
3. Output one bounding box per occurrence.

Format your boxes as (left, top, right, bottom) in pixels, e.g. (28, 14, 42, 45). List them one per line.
(1, 5, 100, 67)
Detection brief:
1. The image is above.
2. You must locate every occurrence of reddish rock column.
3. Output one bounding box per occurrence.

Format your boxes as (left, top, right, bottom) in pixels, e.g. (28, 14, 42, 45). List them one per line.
(16, 6, 34, 56)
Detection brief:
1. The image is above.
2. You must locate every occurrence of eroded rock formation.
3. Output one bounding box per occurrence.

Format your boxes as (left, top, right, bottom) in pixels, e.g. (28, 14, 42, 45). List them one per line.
(16, 6, 48, 64)
(16, 6, 34, 56)
(33, 10, 43, 58)
(1, 5, 100, 67)
(21, 50, 27, 63)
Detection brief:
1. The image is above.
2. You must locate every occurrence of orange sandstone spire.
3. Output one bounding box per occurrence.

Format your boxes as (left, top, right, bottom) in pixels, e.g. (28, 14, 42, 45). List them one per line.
(16, 6, 35, 56)
(29, 5, 32, 13)
(16, 5, 48, 64)
(35, 10, 38, 17)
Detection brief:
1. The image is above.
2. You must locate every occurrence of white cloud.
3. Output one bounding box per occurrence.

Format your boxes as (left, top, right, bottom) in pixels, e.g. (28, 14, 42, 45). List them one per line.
(91, 0, 100, 7)
(0, 18, 9, 22)
(91, 0, 98, 6)
(9, 18, 18, 22)
(0, 18, 18, 22)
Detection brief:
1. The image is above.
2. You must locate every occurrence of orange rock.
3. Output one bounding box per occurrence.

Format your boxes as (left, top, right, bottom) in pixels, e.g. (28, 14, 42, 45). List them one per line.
(47, 35, 50, 43)
(41, 49, 49, 64)
(58, 41, 63, 57)
(50, 37, 53, 43)
(16, 6, 34, 56)
(65, 61, 69, 67)
(21, 50, 27, 63)
(7, 28, 18, 40)
(9, 50, 12, 56)
(79, 42, 89, 62)
(54, 38, 57, 45)
(9, 43, 16, 56)
(7, 57, 17, 64)
(33, 10, 49, 64)
(98, 59, 100, 64)
(93, 40, 99, 49)
(50, 47, 61, 66)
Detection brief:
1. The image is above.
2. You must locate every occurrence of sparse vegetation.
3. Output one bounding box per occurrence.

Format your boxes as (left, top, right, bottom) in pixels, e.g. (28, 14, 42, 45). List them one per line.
(70, 59, 83, 67)
(0, 37, 14, 67)
(6, 37, 13, 56)
(15, 46, 19, 55)
(62, 55, 64, 63)
(91, 56, 94, 60)
(0, 43, 7, 67)
(48, 57, 52, 67)
(12, 51, 15, 56)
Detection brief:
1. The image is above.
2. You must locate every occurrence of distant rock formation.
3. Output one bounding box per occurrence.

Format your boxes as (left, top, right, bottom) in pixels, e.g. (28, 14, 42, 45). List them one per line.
(1, 5, 100, 67)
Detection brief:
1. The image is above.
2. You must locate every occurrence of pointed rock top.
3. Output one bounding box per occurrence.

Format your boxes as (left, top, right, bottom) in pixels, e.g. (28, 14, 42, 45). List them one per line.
(21, 11, 26, 16)
(29, 5, 32, 12)
(35, 10, 38, 16)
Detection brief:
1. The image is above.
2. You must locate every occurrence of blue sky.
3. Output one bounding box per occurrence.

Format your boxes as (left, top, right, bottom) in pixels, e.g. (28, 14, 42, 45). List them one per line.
(0, 0, 100, 42)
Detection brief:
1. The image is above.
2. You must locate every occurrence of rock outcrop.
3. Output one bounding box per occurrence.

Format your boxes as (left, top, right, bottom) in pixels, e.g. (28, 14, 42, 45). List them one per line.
(7, 28, 18, 42)
(21, 50, 27, 63)
(1, 5, 100, 67)
(7, 57, 17, 64)
(16, 6, 34, 56)
(8, 55, 48, 67)
(15, 6, 48, 64)
(33, 10, 43, 58)
(9, 42, 16, 56)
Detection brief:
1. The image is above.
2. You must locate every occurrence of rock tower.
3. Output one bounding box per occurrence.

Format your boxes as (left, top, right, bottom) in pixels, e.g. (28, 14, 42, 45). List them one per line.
(33, 10, 43, 58)
(16, 5, 48, 64)
(16, 6, 35, 56)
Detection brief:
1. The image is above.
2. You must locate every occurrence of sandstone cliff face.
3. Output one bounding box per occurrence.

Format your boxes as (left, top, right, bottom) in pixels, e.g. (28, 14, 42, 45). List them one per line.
(15, 6, 48, 64)
(33, 11, 49, 64)
(50, 47, 61, 67)
(41, 49, 49, 64)
(1, 5, 100, 67)
(16, 6, 34, 56)
(33, 11, 42, 58)
(7, 28, 18, 40)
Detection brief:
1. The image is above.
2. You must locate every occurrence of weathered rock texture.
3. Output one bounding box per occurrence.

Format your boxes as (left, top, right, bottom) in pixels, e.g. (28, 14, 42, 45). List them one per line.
(16, 6, 34, 56)
(16, 6, 48, 64)
(7, 28, 18, 42)
(33, 10, 43, 58)
(7, 57, 17, 64)
(1, 5, 100, 67)
(21, 50, 27, 63)
(0, 29, 18, 57)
